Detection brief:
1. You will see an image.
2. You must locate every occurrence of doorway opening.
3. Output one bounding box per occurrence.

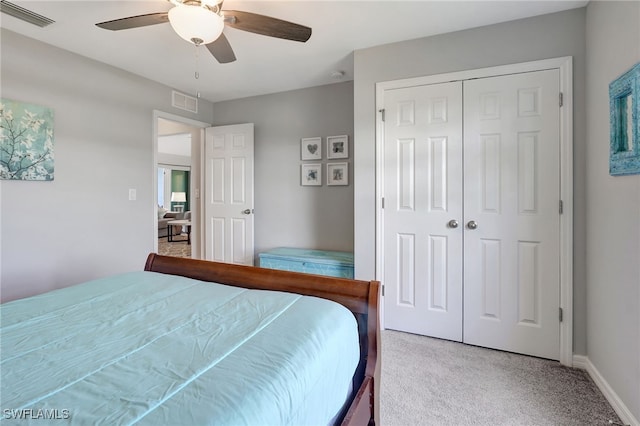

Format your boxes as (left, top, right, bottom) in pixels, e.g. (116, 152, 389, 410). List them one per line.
(158, 161, 191, 258)
(153, 111, 211, 259)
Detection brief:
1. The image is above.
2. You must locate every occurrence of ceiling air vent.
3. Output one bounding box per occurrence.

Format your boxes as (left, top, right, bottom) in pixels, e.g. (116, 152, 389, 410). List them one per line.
(0, 0, 55, 27)
(172, 90, 198, 114)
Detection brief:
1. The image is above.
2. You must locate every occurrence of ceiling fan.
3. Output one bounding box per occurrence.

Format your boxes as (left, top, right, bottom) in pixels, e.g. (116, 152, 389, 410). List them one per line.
(95, 0, 312, 64)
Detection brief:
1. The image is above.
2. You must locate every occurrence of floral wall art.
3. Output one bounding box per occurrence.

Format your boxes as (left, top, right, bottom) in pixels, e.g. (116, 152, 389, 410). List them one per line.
(1, 99, 55, 181)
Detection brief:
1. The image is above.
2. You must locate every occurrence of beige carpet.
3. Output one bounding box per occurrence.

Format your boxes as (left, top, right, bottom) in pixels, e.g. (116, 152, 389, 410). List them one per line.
(381, 330, 622, 426)
(158, 235, 191, 258)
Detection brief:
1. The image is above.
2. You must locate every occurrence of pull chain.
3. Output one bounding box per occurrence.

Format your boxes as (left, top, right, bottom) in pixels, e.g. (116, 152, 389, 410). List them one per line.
(194, 44, 201, 98)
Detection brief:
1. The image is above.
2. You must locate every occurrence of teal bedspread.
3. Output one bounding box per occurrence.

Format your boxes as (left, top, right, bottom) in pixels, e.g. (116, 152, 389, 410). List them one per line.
(0, 271, 360, 425)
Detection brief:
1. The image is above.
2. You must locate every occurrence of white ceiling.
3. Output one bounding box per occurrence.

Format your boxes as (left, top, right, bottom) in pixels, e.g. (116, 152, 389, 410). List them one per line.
(1, 0, 588, 103)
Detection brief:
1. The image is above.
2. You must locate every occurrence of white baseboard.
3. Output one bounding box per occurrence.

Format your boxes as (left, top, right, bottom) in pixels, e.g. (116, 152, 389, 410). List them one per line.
(573, 355, 639, 426)
(572, 354, 589, 370)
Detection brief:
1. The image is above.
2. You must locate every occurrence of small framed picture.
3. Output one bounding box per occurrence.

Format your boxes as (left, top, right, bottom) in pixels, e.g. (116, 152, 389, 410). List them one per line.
(327, 162, 349, 186)
(301, 163, 322, 186)
(327, 135, 349, 159)
(301, 137, 322, 160)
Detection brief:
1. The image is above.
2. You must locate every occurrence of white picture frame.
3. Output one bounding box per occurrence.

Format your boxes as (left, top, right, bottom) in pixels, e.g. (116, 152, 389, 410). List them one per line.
(301, 163, 322, 186)
(327, 135, 349, 159)
(327, 162, 349, 186)
(301, 137, 322, 160)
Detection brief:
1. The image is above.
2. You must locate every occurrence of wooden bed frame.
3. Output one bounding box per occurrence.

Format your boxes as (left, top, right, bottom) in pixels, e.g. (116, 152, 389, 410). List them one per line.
(144, 253, 380, 426)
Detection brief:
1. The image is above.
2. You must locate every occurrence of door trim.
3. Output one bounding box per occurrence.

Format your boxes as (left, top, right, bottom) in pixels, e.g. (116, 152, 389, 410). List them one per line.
(375, 56, 573, 366)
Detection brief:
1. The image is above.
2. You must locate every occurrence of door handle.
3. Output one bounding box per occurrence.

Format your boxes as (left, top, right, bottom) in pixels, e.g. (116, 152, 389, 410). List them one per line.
(467, 220, 478, 230)
(448, 219, 459, 228)
(241, 209, 253, 215)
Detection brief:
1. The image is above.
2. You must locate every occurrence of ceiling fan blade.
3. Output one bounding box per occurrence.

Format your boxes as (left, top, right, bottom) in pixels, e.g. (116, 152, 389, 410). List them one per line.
(223, 10, 311, 42)
(205, 33, 236, 64)
(96, 12, 168, 31)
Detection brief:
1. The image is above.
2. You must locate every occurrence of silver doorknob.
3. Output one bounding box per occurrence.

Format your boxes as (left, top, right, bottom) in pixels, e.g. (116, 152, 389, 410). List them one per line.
(448, 220, 459, 228)
(467, 220, 478, 230)
(241, 209, 252, 215)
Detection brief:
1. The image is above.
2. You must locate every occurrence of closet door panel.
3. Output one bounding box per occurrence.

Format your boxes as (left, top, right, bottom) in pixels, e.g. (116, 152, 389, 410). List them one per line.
(463, 70, 561, 360)
(383, 82, 464, 341)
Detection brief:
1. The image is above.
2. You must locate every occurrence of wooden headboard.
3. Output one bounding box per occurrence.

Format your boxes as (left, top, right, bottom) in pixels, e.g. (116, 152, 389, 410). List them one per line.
(144, 253, 380, 425)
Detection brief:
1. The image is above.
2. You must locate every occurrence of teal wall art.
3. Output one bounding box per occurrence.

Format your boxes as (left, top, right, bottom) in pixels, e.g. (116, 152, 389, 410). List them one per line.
(0, 99, 55, 181)
(609, 63, 640, 176)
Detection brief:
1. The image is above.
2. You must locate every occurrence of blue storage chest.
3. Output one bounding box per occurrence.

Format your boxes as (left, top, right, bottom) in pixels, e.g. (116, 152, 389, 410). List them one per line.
(258, 247, 354, 279)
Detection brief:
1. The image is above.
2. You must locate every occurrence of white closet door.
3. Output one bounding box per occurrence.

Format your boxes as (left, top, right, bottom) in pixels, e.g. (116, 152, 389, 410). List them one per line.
(463, 70, 561, 360)
(383, 82, 464, 341)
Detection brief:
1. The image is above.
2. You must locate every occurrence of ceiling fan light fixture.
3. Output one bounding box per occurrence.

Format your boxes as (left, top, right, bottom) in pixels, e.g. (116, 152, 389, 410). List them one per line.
(168, 4, 223, 45)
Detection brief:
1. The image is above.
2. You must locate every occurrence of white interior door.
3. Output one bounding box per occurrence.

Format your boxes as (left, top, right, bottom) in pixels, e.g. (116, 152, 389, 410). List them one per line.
(463, 70, 561, 360)
(383, 82, 464, 341)
(382, 69, 562, 360)
(204, 123, 254, 265)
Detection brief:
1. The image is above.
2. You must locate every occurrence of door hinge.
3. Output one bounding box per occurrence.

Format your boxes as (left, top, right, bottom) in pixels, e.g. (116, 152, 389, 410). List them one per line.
(382, 285, 385, 297)
(559, 307, 563, 322)
(559, 200, 564, 214)
(381, 197, 385, 209)
(559, 92, 564, 107)
(379, 108, 386, 122)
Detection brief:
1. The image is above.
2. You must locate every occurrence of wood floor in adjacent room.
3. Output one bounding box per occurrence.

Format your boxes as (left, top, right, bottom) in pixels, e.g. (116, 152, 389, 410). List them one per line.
(381, 330, 622, 426)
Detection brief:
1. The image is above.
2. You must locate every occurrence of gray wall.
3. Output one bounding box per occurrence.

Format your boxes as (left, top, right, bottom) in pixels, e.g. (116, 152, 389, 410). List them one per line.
(353, 8, 588, 354)
(0, 29, 213, 302)
(585, 1, 640, 421)
(212, 82, 354, 258)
